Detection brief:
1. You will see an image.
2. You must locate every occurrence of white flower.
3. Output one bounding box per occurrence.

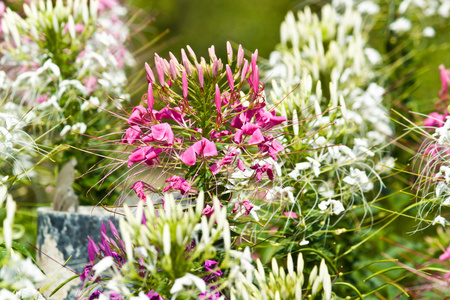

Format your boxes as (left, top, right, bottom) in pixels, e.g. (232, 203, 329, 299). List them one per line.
(432, 215, 448, 227)
(170, 273, 206, 294)
(364, 48, 382, 65)
(357, 1, 380, 15)
(93, 256, 115, 277)
(389, 17, 412, 33)
(343, 168, 374, 192)
(318, 199, 345, 215)
(299, 239, 310, 246)
(422, 26, 436, 37)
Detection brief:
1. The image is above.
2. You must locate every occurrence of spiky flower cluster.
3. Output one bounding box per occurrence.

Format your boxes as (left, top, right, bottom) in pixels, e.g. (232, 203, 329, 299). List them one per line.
(259, 4, 393, 242)
(228, 254, 334, 300)
(77, 192, 247, 299)
(118, 42, 286, 212)
(0, 0, 134, 137)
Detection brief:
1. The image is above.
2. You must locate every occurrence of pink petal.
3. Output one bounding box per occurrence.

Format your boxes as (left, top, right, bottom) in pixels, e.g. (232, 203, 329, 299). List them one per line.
(212, 60, 219, 77)
(241, 123, 259, 135)
(283, 212, 298, 219)
(128, 147, 147, 167)
(251, 49, 258, 74)
(202, 138, 218, 157)
(210, 163, 221, 175)
(181, 146, 197, 166)
(237, 159, 245, 171)
(151, 123, 174, 145)
(234, 129, 243, 144)
(247, 129, 264, 145)
(127, 105, 147, 125)
(122, 125, 142, 144)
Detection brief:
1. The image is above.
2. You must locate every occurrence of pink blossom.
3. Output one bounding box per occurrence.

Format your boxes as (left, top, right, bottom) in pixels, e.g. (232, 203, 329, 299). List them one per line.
(83, 76, 98, 94)
(250, 163, 274, 182)
(226, 41, 233, 63)
(424, 112, 446, 128)
(143, 123, 174, 145)
(156, 106, 184, 124)
(181, 138, 218, 166)
(215, 84, 222, 114)
(202, 205, 214, 217)
(181, 49, 192, 76)
(128, 105, 149, 125)
(197, 62, 204, 88)
(440, 245, 450, 261)
(131, 181, 147, 201)
(440, 65, 450, 95)
(283, 212, 298, 218)
(232, 200, 254, 215)
(162, 176, 191, 195)
(154, 55, 165, 86)
(122, 125, 142, 144)
(128, 146, 162, 167)
(87, 236, 99, 262)
(98, 0, 119, 11)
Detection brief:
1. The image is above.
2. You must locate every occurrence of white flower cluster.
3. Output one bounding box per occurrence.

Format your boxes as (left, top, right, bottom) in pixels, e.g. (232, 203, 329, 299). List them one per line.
(264, 4, 393, 233)
(228, 253, 334, 300)
(0, 0, 134, 134)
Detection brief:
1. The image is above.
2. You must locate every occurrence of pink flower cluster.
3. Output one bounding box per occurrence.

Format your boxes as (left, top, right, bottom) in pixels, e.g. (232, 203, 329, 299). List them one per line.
(122, 42, 286, 206)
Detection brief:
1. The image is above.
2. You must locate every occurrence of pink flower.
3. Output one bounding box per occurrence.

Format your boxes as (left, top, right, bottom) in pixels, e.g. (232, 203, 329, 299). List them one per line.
(128, 105, 149, 125)
(162, 176, 191, 195)
(147, 83, 154, 112)
(83, 76, 98, 94)
(128, 146, 162, 167)
(181, 138, 218, 166)
(145, 62, 155, 84)
(98, 0, 119, 11)
(87, 236, 99, 263)
(424, 112, 446, 128)
(143, 123, 174, 145)
(250, 163, 274, 182)
(232, 200, 254, 215)
(131, 181, 147, 201)
(440, 65, 450, 96)
(440, 245, 450, 261)
(122, 125, 142, 144)
(202, 204, 214, 217)
(283, 212, 298, 218)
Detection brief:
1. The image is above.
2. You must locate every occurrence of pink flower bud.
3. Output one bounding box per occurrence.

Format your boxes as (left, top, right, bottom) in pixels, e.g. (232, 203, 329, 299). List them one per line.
(145, 62, 155, 83)
(187, 45, 197, 61)
(208, 45, 217, 61)
(196, 62, 204, 88)
(241, 60, 249, 82)
(169, 52, 179, 64)
(251, 49, 258, 74)
(237, 44, 244, 68)
(226, 65, 234, 91)
(253, 65, 259, 94)
(154, 55, 165, 86)
(182, 70, 188, 98)
(227, 41, 233, 64)
(170, 59, 179, 79)
(212, 60, 219, 77)
(215, 84, 221, 114)
(181, 49, 192, 76)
